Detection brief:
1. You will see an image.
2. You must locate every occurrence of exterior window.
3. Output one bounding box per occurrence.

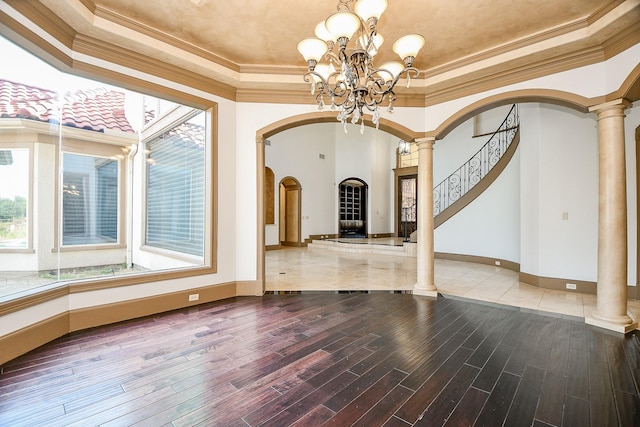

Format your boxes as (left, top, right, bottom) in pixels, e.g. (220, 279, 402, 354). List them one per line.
(145, 110, 205, 256)
(0, 149, 28, 248)
(398, 143, 418, 168)
(0, 35, 216, 299)
(63, 153, 118, 245)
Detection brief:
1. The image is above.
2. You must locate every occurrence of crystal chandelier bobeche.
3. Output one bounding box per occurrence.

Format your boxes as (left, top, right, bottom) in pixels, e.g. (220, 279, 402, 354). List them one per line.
(297, 0, 425, 133)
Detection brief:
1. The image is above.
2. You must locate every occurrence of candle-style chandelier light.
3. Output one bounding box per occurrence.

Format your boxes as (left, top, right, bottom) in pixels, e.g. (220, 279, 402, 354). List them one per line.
(297, 0, 425, 133)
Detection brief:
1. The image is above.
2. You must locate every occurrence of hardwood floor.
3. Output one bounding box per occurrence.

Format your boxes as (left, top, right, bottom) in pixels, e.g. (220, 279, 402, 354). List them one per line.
(1, 292, 639, 426)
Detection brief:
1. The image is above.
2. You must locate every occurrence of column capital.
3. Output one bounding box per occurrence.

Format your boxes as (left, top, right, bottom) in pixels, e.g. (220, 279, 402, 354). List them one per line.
(589, 98, 632, 115)
(414, 136, 436, 149)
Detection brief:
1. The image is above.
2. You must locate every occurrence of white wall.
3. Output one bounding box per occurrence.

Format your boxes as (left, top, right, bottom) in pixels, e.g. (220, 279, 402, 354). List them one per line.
(265, 123, 337, 244)
(435, 147, 521, 262)
(536, 104, 599, 281)
(519, 103, 600, 280)
(435, 103, 601, 280)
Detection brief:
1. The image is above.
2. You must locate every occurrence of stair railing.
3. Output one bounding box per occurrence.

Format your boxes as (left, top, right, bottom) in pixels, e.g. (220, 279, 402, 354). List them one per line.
(433, 104, 519, 216)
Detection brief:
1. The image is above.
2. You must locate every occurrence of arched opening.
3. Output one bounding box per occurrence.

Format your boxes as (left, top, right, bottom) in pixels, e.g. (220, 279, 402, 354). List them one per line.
(254, 91, 600, 293)
(338, 178, 368, 238)
(279, 176, 302, 247)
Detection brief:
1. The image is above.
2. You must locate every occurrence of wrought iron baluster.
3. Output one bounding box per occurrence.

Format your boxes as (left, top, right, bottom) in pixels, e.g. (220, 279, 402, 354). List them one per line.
(432, 104, 519, 216)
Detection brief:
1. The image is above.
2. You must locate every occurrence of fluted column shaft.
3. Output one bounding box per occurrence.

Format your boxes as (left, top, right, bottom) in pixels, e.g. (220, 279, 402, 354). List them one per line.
(414, 137, 438, 297)
(588, 99, 635, 331)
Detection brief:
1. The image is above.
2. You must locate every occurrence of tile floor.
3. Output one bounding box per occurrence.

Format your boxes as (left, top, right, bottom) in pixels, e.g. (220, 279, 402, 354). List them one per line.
(266, 245, 640, 326)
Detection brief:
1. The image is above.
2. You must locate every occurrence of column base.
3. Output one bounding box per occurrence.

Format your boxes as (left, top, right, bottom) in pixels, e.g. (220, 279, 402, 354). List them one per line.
(413, 286, 438, 298)
(585, 310, 638, 334)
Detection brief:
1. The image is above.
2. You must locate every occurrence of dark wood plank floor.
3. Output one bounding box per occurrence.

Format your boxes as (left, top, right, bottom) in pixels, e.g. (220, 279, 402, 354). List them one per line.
(1, 292, 639, 426)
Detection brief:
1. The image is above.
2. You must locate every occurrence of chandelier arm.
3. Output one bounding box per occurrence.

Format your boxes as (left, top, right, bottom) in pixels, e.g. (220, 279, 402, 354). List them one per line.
(303, 71, 354, 104)
(387, 67, 420, 90)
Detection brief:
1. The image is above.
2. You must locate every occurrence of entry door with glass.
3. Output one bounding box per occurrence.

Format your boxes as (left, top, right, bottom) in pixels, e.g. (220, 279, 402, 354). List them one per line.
(398, 175, 417, 240)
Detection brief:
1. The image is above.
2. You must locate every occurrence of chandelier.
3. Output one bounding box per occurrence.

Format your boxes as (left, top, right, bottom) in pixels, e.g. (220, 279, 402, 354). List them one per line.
(297, 0, 425, 133)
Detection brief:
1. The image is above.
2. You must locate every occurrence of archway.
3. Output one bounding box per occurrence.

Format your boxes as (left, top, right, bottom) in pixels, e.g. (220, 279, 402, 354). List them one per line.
(279, 177, 302, 247)
(254, 90, 606, 294)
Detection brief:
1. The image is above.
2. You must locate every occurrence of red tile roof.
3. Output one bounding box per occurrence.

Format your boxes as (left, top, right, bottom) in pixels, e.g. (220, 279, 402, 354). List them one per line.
(0, 79, 135, 133)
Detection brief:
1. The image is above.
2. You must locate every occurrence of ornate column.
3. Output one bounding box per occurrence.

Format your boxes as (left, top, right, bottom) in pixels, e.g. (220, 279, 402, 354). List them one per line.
(414, 137, 438, 297)
(586, 99, 637, 333)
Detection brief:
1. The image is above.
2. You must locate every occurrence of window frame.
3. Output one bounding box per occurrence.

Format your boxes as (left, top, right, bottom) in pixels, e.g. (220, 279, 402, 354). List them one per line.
(140, 105, 209, 263)
(61, 152, 120, 247)
(54, 137, 129, 252)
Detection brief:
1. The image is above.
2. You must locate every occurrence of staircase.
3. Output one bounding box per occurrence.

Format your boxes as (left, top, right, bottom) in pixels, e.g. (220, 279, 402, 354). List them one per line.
(433, 104, 520, 228)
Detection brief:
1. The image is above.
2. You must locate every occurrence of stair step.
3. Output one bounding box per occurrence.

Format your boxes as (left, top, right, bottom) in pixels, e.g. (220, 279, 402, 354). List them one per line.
(308, 240, 416, 257)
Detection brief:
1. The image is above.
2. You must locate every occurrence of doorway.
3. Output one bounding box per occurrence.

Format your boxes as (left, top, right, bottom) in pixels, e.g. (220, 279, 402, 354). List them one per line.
(338, 178, 367, 238)
(398, 174, 417, 240)
(279, 177, 302, 246)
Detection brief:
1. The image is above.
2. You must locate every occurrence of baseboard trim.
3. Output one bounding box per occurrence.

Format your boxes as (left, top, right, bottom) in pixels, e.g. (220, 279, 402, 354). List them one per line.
(435, 252, 520, 272)
(281, 241, 307, 248)
(0, 312, 70, 366)
(433, 252, 626, 297)
(519, 272, 596, 294)
(69, 282, 237, 332)
(265, 244, 281, 251)
(236, 280, 262, 296)
(0, 282, 237, 366)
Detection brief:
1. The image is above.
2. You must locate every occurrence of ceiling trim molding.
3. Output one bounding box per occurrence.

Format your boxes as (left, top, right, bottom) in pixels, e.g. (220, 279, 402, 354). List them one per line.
(72, 61, 213, 109)
(91, 4, 240, 73)
(0, 10, 74, 71)
(2, 1, 639, 110)
(422, 46, 606, 107)
(236, 88, 426, 108)
(76, 0, 97, 14)
(601, 20, 640, 60)
(4, 0, 76, 49)
(72, 34, 237, 101)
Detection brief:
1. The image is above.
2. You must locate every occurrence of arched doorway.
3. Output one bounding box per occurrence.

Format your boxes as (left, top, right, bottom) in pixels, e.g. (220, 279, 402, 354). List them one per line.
(279, 177, 302, 247)
(338, 178, 368, 238)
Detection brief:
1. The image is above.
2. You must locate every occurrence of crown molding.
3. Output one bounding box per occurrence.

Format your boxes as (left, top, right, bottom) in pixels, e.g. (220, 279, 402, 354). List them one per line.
(3, 0, 76, 49)
(91, 4, 240, 73)
(422, 45, 606, 107)
(72, 34, 237, 101)
(76, 0, 97, 14)
(601, 19, 640, 60)
(2, 0, 639, 109)
(236, 87, 426, 108)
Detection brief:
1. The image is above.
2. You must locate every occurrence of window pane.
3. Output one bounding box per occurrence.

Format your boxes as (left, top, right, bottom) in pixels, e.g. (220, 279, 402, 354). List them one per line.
(399, 143, 418, 168)
(0, 35, 213, 299)
(0, 149, 28, 248)
(63, 153, 118, 245)
(146, 111, 205, 256)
